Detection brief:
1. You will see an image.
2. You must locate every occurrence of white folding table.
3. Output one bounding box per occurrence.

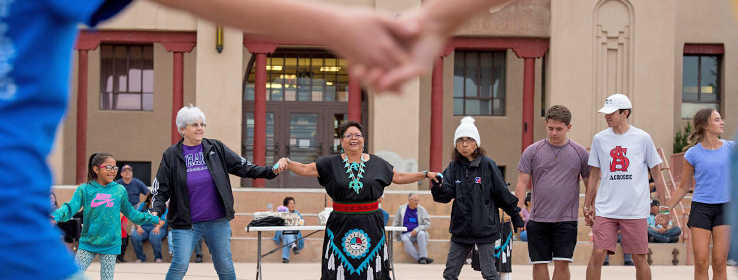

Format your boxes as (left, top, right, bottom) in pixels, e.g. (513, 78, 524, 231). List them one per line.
(246, 225, 407, 280)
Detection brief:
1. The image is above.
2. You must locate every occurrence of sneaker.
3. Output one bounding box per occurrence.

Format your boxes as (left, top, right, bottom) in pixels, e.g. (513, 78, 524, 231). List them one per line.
(155, 259, 163, 263)
(418, 258, 427, 264)
(425, 258, 434, 264)
(195, 254, 203, 263)
(168, 251, 173, 261)
(727, 259, 737, 266)
(624, 261, 635, 266)
(669, 236, 680, 243)
(648, 236, 655, 243)
(282, 258, 289, 263)
(134, 259, 143, 263)
(293, 247, 300, 255)
(116, 256, 127, 263)
(602, 261, 609, 266)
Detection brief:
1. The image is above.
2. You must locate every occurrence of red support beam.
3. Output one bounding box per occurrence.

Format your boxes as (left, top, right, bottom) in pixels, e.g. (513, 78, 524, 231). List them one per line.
(253, 53, 268, 188)
(521, 58, 535, 152)
(172, 52, 184, 144)
(76, 50, 89, 184)
(430, 57, 444, 174)
(160, 42, 196, 145)
(348, 76, 361, 122)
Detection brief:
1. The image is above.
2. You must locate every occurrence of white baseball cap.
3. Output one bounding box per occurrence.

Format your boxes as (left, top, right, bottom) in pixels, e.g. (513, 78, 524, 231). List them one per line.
(598, 93, 632, 114)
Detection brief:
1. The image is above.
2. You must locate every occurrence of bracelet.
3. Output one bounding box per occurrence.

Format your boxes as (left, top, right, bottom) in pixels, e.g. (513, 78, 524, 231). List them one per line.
(660, 210, 670, 214)
(286, 158, 291, 164)
(659, 206, 669, 209)
(583, 206, 590, 210)
(422, 170, 428, 179)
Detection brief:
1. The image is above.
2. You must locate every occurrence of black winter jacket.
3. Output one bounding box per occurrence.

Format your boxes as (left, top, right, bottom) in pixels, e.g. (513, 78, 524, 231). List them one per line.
(151, 138, 277, 229)
(431, 155, 524, 244)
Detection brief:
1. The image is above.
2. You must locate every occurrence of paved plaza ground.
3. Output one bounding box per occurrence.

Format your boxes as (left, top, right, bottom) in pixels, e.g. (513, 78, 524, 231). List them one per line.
(82, 262, 737, 280)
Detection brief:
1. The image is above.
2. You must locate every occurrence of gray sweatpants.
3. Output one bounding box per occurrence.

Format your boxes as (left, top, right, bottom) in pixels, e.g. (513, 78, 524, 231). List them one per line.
(400, 231, 429, 261)
(443, 241, 500, 280)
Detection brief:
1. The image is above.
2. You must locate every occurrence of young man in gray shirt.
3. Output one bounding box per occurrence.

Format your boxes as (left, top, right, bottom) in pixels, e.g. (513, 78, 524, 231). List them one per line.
(515, 105, 590, 280)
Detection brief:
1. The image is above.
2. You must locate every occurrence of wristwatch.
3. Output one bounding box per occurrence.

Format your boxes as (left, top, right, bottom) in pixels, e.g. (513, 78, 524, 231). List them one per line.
(422, 170, 428, 179)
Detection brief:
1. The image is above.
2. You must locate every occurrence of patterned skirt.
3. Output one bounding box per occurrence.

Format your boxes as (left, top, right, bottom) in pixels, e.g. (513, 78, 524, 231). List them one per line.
(321, 211, 389, 280)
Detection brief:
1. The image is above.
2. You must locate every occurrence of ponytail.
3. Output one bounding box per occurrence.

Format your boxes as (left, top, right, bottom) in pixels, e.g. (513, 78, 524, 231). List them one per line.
(687, 108, 715, 149)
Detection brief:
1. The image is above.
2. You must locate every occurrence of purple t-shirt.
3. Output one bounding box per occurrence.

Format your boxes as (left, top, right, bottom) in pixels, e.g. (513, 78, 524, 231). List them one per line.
(184, 144, 226, 222)
(518, 139, 590, 222)
(403, 206, 419, 233)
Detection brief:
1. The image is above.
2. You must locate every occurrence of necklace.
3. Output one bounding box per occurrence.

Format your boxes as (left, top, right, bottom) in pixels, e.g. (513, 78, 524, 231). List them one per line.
(343, 154, 367, 194)
(547, 139, 570, 161)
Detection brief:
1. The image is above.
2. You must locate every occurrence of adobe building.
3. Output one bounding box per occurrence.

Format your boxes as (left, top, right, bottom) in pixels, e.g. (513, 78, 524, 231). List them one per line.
(49, 0, 738, 190)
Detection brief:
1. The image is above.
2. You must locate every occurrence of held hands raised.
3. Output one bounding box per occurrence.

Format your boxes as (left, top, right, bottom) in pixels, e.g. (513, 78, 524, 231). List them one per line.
(332, 10, 453, 93)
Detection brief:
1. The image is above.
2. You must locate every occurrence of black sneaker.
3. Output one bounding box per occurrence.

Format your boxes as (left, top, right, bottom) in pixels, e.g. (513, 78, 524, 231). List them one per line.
(418, 258, 427, 264)
(293, 247, 300, 255)
(669, 236, 680, 243)
(282, 258, 289, 263)
(195, 254, 203, 263)
(603, 261, 609, 266)
(425, 258, 434, 264)
(624, 261, 635, 266)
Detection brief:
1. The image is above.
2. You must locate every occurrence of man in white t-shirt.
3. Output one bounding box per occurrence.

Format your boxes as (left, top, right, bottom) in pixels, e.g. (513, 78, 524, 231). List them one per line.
(582, 93, 668, 280)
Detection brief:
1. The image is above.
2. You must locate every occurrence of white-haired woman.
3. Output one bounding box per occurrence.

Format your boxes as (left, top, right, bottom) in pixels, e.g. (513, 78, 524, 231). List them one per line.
(151, 105, 285, 280)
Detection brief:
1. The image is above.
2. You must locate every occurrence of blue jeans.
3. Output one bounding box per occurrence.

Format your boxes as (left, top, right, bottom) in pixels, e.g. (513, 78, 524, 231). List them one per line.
(281, 232, 298, 260)
(131, 224, 168, 261)
(646, 227, 682, 243)
(166, 217, 235, 280)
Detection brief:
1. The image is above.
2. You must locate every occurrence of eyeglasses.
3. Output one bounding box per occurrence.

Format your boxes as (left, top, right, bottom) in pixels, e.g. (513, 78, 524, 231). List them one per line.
(343, 134, 364, 140)
(456, 138, 476, 144)
(98, 165, 119, 172)
(189, 122, 207, 128)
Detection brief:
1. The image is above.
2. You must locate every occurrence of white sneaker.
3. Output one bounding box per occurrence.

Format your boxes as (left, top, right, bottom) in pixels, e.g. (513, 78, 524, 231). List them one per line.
(727, 259, 737, 266)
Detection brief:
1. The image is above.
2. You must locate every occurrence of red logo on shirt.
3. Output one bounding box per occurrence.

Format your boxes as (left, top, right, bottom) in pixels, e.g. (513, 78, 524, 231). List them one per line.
(609, 146, 630, 172)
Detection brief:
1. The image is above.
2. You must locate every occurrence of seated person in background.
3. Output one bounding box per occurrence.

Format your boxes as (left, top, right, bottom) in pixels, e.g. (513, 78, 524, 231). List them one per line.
(647, 199, 681, 243)
(519, 193, 531, 242)
(131, 193, 168, 263)
(272, 197, 304, 263)
(393, 193, 433, 264)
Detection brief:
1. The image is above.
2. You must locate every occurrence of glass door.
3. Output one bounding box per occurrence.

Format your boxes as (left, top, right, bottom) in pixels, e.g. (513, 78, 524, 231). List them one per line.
(283, 109, 323, 188)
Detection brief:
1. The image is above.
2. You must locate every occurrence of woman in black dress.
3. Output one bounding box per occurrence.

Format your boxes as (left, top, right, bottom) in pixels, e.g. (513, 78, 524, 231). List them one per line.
(280, 121, 439, 280)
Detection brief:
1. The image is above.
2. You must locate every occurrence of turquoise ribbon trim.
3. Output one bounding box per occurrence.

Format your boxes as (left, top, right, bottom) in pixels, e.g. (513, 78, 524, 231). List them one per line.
(494, 231, 513, 258)
(327, 228, 385, 276)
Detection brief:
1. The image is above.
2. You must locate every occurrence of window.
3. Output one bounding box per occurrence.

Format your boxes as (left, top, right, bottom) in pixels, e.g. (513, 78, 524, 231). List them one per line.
(682, 45, 722, 119)
(243, 112, 276, 165)
(244, 49, 349, 102)
(541, 52, 547, 117)
(100, 45, 154, 111)
(453, 51, 506, 116)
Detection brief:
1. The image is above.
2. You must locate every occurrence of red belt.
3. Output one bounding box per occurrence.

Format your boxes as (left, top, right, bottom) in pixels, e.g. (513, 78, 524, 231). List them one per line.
(332, 200, 379, 214)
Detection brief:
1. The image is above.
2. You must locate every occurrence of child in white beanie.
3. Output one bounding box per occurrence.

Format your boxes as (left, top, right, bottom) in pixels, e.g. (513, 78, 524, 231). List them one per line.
(432, 116, 524, 280)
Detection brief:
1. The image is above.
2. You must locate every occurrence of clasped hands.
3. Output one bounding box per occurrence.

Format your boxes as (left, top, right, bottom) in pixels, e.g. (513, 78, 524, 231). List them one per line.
(325, 8, 449, 93)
